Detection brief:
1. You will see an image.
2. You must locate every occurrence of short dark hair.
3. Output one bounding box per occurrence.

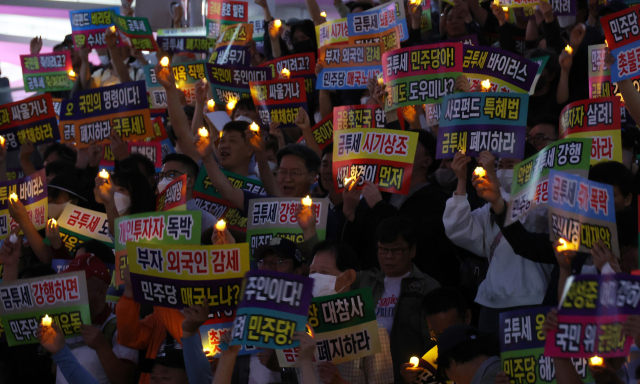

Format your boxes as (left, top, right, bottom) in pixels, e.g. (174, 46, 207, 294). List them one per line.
(223, 120, 250, 139)
(43, 143, 76, 164)
(527, 49, 560, 81)
(348, 1, 374, 11)
(311, 240, 360, 272)
(46, 160, 77, 178)
(116, 154, 156, 179)
(422, 287, 468, 318)
(321, 143, 333, 159)
(77, 240, 115, 264)
(414, 130, 440, 175)
(436, 333, 500, 370)
(233, 97, 256, 113)
(527, 113, 559, 138)
(162, 153, 200, 178)
(375, 216, 418, 248)
(112, 170, 156, 214)
(589, 161, 635, 198)
(265, 139, 280, 155)
(277, 144, 321, 173)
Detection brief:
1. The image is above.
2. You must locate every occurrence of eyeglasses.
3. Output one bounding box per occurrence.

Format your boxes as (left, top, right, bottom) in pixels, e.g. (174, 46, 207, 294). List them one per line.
(430, 330, 442, 342)
(154, 171, 186, 181)
(275, 169, 309, 180)
(257, 259, 293, 270)
(377, 246, 409, 256)
(526, 135, 554, 146)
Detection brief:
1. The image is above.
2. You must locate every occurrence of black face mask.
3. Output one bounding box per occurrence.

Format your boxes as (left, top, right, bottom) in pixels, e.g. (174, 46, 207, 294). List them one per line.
(534, 74, 548, 93)
(293, 40, 316, 54)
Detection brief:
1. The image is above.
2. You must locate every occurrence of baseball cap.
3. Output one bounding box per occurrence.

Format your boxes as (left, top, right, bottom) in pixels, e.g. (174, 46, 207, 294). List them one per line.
(599, 0, 628, 18)
(63, 254, 111, 285)
(153, 349, 186, 370)
(436, 324, 480, 356)
(253, 237, 303, 265)
(48, 174, 88, 202)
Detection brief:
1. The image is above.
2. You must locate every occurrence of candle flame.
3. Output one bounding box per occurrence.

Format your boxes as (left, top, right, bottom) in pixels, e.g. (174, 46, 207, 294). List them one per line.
(280, 67, 290, 78)
(605, 40, 608, 48)
(565, 45, 573, 55)
(0, 136, 5, 146)
(68, 70, 76, 78)
(207, 99, 215, 111)
(99, 169, 109, 179)
(556, 238, 577, 252)
(481, 79, 491, 90)
(250, 122, 260, 132)
(219, 131, 223, 138)
(410, 356, 420, 368)
(227, 99, 237, 110)
(302, 195, 313, 207)
(49, 218, 57, 226)
(215, 219, 226, 231)
(160, 56, 170, 67)
(377, 76, 384, 85)
(198, 127, 209, 138)
(590, 356, 603, 366)
(109, 26, 116, 33)
(274, 19, 282, 28)
(320, 11, 327, 17)
(9, 193, 18, 202)
(473, 167, 486, 178)
(502, 6, 508, 11)
(42, 314, 52, 327)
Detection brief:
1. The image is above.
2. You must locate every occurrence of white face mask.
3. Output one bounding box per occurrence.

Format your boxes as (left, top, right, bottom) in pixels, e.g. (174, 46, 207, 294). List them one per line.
(314, 111, 322, 125)
(310, 272, 345, 297)
(496, 169, 514, 193)
(114, 192, 131, 215)
(48, 201, 69, 219)
(435, 168, 457, 189)
(157, 177, 172, 193)
(234, 115, 253, 124)
(254, 161, 277, 179)
(360, 97, 369, 105)
(98, 55, 110, 66)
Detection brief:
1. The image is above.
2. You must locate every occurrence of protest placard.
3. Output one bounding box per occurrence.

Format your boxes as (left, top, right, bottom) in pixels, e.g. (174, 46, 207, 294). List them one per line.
(0, 94, 60, 151)
(601, 6, 640, 82)
(5, 168, 24, 181)
(332, 128, 418, 194)
(201, 312, 259, 357)
(250, 78, 308, 129)
(58, 99, 75, 144)
(382, 42, 464, 111)
(208, 64, 272, 105)
(69, 7, 120, 50)
(316, 18, 349, 48)
(261, 53, 317, 96)
(20, 51, 74, 93)
(317, 43, 384, 90)
(46, 204, 113, 255)
(347, 0, 409, 42)
(205, 0, 249, 39)
(547, 170, 619, 258)
(144, 65, 168, 109)
(157, 27, 215, 53)
(436, 92, 528, 159)
(462, 46, 539, 93)
(0, 169, 48, 239)
(114, 211, 202, 285)
(544, 273, 640, 358)
(211, 23, 253, 66)
(249, 18, 265, 42)
(0, 271, 91, 346)
(299, 113, 333, 150)
(193, 167, 266, 233)
(529, 55, 549, 95)
(73, 81, 153, 148)
(129, 141, 163, 171)
(230, 270, 313, 349)
(172, 60, 210, 104)
(110, 11, 159, 51)
(425, 103, 441, 127)
(499, 306, 595, 384)
(505, 138, 592, 226)
(247, 197, 329, 254)
(549, 0, 577, 16)
(559, 97, 622, 164)
(333, 105, 395, 129)
(156, 174, 187, 212)
(51, 260, 123, 314)
(127, 242, 249, 312)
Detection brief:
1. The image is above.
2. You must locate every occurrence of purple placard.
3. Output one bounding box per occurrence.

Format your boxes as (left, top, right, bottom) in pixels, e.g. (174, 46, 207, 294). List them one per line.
(550, 0, 577, 16)
(436, 124, 526, 159)
(130, 274, 244, 313)
(0, 168, 47, 209)
(463, 45, 540, 92)
(237, 270, 313, 317)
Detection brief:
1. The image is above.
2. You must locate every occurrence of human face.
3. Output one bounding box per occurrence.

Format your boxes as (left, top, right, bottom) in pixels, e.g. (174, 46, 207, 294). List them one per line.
(377, 236, 415, 277)
(446, 8, 466, 38)
(160, 161, 194, 192)
(234, 106, 261, 123)
(426, 308, 466, 342)
(320, 153, 334, 192)
(292, 29, 311, 44)
(497, 158, 519, 170)
(612, 185, 632, 211)
(527, 124, 557, 152)
(309, 251, 351, 292)
(48, 189, 72, 204)
(276, 155, 315, 197)
(219, 130, 252, 170)
(86, 277, 108, 318)
(257, 252, 295, 273)
(150, 365, 189, 384)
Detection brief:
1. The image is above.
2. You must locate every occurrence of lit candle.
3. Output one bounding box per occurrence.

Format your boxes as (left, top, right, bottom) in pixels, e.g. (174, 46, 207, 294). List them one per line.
(99, 169, 109, 179)
(227, 99, 237, 111)
(9, 193, 18, 203)
(207, 99, 215, 112)
(215, 219, 226, 231)
(0, 136, 5, 146)
(344, 177, 351, 186)
(377, 76, 384, 85)
(109, 26, 116, 33)
(493, 0, 499, 4)
(9, 233, 18, 244)
(473, 167, 486, 178)
(42, 314, 52, 327)
(590, 356, 603, 366)
(219, 131, 223, 138)
(410, 0, 420, 4)
(49, 218, 57, 227)
(68, 70, 76, 78)
(502, 6, 508, 11)
(202, 78, 207, 85)
(605, 40, 608, 48)
(302, 195, 312, 207)
(481, 79, 491, 91)
(410, 356, 419, 368)
(280, 67, 290, 78)
(250, 122, 260, 132)
(320, 11, 327, 17)
(203, 349, 210, 356)
(556, 238, 577, 252)
(274, 19, 282, 28)
(565, 45, 573, 55)
(175, 83, 180, 89)
(160, 56, 170, 67)
(198, 127, 209, 138)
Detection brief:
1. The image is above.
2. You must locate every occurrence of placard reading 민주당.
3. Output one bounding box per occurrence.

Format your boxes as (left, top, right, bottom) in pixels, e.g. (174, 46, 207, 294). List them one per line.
(559, 97, 622, 164)
(73, 80, 153, 148)
(505, 138, 592, 226)
(601, 6, 640, 82)
(544, 273, 640, 358)
(0, 94, 60, 151)
(547, 170, 619, 258)
(246, 197, 329, 255)
(200, 312, 259, 357)
(382, 42, 464, 111)
(114, 211, 202, 285)
(499, 306, 595, 384)
(20, 51, 74, 93)
(0, 271, 91, 346)
(333, 128, 418, 194)
(230, 270, 314, 349)
(436, 92, 528, 159)
(316, 43, 384, 90)
(127, 242, 249, 313)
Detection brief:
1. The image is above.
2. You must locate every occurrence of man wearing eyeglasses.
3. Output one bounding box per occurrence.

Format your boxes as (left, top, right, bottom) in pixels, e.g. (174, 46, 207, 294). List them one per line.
(351, 216, 440, 384)
(526, 115, 558, 152)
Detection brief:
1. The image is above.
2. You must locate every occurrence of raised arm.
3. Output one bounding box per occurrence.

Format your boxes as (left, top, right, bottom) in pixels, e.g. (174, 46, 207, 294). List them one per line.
(304, 0, 327, 25)
(191, 80, 209, 137)
(295, 108, 322, 158)
(181, 300, 214, 384)
(105, 28, 132, 84)
(246, 129, 281, 197)
(8, 199, 53, 264)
